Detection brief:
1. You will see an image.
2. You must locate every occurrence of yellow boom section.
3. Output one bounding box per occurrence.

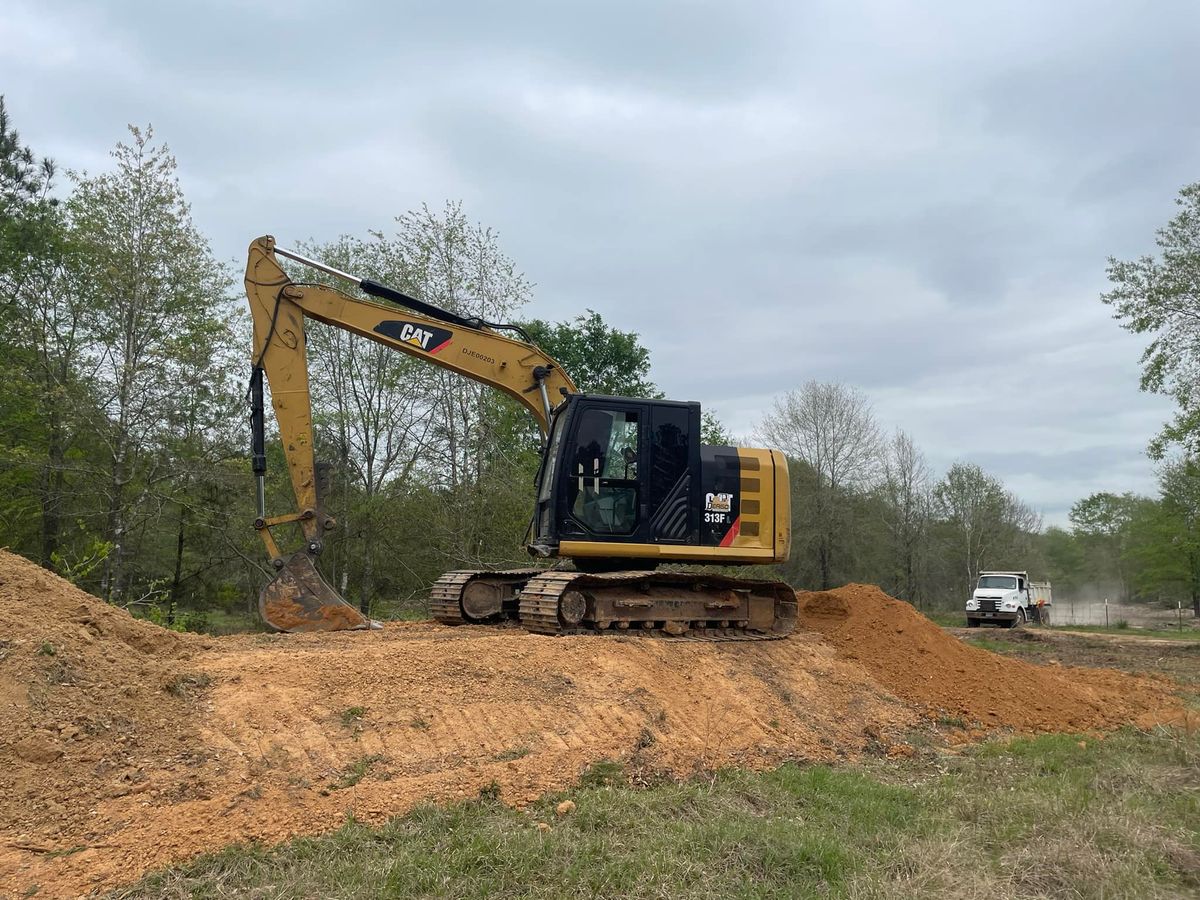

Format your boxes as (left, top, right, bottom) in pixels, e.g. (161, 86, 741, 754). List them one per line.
(246, 235, 574, 546)
(245, 236, 575, 631)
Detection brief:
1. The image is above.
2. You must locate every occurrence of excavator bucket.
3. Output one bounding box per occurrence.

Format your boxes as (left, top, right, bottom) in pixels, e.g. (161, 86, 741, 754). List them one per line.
(259, 551, 375, 632)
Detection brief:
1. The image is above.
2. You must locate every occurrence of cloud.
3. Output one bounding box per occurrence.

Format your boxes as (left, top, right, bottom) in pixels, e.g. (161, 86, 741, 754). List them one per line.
(2, 0, 1195, 525)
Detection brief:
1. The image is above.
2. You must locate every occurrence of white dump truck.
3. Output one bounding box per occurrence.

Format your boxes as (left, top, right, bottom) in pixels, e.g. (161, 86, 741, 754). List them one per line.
(965, 570, 1052, 628)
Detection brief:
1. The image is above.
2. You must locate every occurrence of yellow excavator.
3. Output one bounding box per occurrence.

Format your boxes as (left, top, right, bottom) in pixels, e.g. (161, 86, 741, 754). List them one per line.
(246, 236, 796, 639)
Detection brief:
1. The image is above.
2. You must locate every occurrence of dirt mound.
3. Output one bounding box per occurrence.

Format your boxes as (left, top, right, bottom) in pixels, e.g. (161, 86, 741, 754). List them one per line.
(798, 584, 1180, 732)
(0, 559, 1188, 897)
(0, 551, 207, 875)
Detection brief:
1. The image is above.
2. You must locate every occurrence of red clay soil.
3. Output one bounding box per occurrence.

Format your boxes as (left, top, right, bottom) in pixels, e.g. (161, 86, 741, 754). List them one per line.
(0, 553, 1187, 897)
(797, 584, 1184, 732)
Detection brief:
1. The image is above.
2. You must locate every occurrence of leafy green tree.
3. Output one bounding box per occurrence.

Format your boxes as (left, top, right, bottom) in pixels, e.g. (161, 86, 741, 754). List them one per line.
(0, 96, 89, 568)
(933, 462, 1040, 597)
(68, 125, 234, 603)
(1103, 183, 1200, 458)
(1038, 525, 1087, 597)
(1069, 491, 1138, 602)
(700, 410, 733, 445)
(0, 95, 58, 285)
(1125, 461, 1200, 616)
(523, 311, 659, 398)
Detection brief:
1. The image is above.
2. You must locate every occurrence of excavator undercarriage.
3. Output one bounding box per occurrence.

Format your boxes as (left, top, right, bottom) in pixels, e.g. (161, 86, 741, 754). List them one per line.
(430, 569, 797, 640)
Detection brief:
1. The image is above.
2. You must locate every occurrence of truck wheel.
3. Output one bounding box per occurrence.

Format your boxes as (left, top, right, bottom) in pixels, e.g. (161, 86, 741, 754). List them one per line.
(966, 618, 980, 628)
(1039, 607, 1050, 626)
(1008, 608, 1026, 629)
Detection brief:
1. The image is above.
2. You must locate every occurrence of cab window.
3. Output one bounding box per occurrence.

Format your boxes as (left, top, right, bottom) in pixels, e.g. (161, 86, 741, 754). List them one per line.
(568, 408, 639, 535)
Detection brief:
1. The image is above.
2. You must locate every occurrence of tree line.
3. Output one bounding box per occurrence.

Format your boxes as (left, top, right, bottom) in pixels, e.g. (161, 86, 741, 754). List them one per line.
(1, 97, 1197, 627)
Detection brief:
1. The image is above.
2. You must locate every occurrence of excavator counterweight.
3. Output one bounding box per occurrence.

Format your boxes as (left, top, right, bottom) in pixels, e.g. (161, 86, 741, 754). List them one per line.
(245, 236, 794, 639)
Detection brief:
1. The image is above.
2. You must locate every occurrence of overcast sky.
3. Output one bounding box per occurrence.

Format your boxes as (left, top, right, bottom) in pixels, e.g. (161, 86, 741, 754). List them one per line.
(3, 0, 1196, 524)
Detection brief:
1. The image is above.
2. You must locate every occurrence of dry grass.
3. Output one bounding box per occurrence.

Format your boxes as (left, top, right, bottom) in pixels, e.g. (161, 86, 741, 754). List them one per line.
(114, 726, 1200, 899)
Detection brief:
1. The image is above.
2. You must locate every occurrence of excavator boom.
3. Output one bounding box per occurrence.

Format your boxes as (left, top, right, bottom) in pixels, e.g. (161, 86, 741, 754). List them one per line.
(245, 235, 573, 631)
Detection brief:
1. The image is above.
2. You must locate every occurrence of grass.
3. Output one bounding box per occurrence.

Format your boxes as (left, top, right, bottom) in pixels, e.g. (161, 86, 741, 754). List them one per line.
(1047, 623, 1200, 641)
(114, 727, 1200, 900)
(923, 610, 968, 627)
(331, 755, 385, 790)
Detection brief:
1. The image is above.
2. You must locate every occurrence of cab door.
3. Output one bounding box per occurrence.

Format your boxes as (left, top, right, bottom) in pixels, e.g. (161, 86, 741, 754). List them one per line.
(558, 401, 646, 541)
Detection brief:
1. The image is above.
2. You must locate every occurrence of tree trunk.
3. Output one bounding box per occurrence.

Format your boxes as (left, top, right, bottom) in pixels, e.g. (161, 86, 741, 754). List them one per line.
(102, 458, 125, 603)
(168, 506, 186, 626)
(38, 411, 65, 568)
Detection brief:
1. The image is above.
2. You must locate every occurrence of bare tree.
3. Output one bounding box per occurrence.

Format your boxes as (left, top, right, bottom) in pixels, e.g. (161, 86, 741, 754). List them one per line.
(880, 429, 931, 604)
(756, 381, 883, 589)
(297, 236, 434, 611)
(296, 203, 534, 608)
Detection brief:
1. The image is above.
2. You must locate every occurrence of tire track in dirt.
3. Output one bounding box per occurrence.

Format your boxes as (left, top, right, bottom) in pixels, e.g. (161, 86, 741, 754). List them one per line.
(0, 553, 1188, 897)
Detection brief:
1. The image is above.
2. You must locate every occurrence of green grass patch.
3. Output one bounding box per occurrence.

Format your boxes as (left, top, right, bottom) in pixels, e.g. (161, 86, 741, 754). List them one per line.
(115, 727, 1200, 899)
(331, 754, 385, 790)
(922, 610, 965, 627)
(1048, 623, 1200, 641)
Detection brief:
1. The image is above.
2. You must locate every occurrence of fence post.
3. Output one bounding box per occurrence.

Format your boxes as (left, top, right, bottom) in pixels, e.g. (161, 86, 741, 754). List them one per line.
(1105, 597, 1109, 629)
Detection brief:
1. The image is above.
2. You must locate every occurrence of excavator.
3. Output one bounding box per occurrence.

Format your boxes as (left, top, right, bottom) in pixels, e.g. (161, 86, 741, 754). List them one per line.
(246, 235, 796, 639)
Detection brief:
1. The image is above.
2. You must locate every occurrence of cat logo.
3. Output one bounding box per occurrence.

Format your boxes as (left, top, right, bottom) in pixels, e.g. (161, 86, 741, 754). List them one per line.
(373, 320, 453, 355)
(705, 492, 733, 513)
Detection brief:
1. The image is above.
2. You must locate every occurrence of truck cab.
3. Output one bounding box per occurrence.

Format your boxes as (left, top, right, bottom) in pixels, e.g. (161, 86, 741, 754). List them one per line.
(965, 570, 1052, 628)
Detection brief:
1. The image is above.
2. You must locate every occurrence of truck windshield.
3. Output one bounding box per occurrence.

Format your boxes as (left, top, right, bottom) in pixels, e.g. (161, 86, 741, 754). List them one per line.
(977, 575, 1017, 590)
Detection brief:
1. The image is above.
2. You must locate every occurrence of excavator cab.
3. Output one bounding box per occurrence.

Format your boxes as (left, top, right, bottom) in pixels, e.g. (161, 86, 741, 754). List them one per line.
(530, 394, 790, 567)
(532, 396, 694, 553)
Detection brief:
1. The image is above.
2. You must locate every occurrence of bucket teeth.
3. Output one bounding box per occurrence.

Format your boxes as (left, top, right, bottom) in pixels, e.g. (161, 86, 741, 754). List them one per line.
(259, 552, 373, 632)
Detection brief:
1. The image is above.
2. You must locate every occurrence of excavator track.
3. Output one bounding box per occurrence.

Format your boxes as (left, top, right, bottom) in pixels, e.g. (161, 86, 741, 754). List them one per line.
(430, 568, 543, 625)
(518, 570, 797, 640)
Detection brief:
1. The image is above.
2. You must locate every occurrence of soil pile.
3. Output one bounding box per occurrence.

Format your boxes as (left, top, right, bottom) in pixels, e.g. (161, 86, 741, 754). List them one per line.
(0, 551, 207, 846)
(0, 555, 1188, 896)
(798, 584, 1180, 731)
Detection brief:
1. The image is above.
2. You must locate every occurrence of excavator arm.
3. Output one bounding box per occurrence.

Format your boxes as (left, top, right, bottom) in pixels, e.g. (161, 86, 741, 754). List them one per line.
(245, 235, 575, 631)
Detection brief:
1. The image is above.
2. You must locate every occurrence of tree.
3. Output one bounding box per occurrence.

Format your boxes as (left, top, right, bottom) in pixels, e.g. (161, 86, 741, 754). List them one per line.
(700, 409, 733, 445)
(68, 126, 234, 603)
(0, 95, 58, 287)
(1039, 525, 1087, 597)
(878, 429, 931, 604)
(934, 462, 1040, 597)
(294, 234, 448, 611)
(523, 310, 659, 398)
(0, 96, 87, 569)
(1103, 182, 1200, 459)
(1124, 460, 1200, 616)
(1159, 459, 1200, 616)
(756, 381, 883, 588)
(1068, 491, 1138, 601)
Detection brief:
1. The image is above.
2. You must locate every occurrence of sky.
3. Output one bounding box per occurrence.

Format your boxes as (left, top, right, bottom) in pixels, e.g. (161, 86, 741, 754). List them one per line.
(3, 0, 1196, 525)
